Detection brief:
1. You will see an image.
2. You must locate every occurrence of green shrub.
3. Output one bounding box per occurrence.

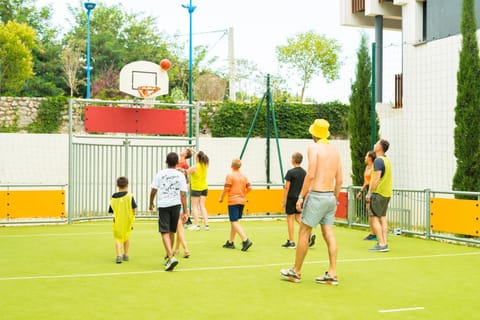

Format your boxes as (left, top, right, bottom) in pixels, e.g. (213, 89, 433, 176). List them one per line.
(209, 100, 349, 138)
(27, 96, 68, 133)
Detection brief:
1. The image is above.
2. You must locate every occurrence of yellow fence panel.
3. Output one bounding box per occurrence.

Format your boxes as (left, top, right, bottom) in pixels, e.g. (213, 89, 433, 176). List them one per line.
(0, 192, 7, 219)
(430, 198, 480, 236)
(206, 189, 283, 215)
(0, 190, 65, 219)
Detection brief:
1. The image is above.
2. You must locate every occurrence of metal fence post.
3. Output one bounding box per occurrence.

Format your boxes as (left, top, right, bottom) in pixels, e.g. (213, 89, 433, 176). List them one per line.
(347, 186, 353, 227)
(425, 189, 431, 239)
(67, 99, 73, 224)
(124, 137, 130, 177)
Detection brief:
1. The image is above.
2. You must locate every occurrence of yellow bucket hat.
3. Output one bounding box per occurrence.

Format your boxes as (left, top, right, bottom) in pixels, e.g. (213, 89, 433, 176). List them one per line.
(309, 119, 330, 139)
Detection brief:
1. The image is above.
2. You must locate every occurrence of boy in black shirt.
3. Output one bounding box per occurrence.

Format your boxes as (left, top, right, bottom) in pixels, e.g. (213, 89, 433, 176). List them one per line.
(281, 153, 315, 248)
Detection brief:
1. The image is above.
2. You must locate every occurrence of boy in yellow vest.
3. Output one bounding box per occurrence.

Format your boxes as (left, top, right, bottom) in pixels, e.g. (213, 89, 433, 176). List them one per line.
(109, 176, 137, 264)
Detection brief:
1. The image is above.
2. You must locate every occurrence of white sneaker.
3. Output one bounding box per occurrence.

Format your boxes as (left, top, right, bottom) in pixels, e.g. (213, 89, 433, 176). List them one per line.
(165, 257, 178, 271)
(188, 225, 200, 231)
(202, 225, 209, 231)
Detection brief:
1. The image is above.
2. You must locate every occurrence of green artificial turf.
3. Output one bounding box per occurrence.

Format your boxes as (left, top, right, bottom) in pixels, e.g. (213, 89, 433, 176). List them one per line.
(1, 219, 479, 320)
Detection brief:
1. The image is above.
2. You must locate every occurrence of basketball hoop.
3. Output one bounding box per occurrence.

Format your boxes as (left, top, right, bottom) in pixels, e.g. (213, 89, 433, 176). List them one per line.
(137, 86, 161, 98)
(137, 85, 160, 107)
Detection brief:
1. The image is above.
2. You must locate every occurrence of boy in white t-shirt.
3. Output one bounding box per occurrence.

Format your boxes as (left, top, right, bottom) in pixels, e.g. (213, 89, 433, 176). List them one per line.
(149, 152, 189, 271)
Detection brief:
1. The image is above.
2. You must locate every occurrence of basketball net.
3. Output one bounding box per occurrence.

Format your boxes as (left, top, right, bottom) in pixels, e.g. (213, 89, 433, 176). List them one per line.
(137, 86, 160, 107)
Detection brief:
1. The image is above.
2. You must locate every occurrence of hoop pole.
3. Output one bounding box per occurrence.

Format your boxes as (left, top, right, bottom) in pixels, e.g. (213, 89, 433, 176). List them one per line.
(182, 0, 196, 143)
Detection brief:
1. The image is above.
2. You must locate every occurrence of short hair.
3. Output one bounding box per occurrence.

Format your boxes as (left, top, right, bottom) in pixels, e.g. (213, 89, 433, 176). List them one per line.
(166, 152, 179, 167)
(116, 176, 128, 188)
(367, 150, 376, 162)
(231, 158, 242, 169)
(292, 152, 303, 164)
(379, 139, 390, 153)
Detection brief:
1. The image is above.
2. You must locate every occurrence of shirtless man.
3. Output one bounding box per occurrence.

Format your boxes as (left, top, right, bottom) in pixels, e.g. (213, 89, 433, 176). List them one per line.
(280, 119, 343, 285)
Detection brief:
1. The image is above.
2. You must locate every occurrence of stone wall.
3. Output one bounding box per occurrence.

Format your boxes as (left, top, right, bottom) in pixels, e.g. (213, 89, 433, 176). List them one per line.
(0, 97, 84, 133)
(0, 97, 41, 127)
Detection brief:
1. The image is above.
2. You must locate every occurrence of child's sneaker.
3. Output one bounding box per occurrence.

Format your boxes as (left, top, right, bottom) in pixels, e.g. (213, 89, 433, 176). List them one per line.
(122, 254, 129, 261)
(165, 257, 179, 271)
(202, 225, 209, 231)
(280, 268, 302, 283)
(281, 240, 296, 248)
(309, 233, 316, 247)
(315, 271, 339, 286)
(241, 238, 253, 251)
(115, 256, 122, 264)
(222, 240, 235, 249)
(188, 225, 200, 231)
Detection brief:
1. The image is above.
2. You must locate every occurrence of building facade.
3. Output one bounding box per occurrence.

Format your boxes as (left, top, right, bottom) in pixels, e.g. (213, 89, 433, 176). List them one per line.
(340, 0, 480, 191)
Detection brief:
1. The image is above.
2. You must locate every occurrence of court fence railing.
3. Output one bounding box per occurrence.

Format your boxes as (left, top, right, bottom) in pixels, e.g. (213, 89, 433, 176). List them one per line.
(2, 184, 480, 246)
(344, 186, 480, 246)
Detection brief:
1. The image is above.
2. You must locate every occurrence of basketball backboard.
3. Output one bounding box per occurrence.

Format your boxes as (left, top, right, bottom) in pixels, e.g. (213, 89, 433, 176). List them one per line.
(119, 60, 169, 98)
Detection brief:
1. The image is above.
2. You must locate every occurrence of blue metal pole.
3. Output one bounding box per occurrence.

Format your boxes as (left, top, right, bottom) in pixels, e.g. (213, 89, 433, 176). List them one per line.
(371, 42, 377, 149)
(84, 2, 96, 99)
(182, 1, 196, 139)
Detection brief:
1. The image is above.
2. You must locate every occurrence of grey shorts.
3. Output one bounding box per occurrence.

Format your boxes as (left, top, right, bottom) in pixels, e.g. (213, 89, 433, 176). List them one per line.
(301, 191, 337, 227)
(369, 193, 391, 217)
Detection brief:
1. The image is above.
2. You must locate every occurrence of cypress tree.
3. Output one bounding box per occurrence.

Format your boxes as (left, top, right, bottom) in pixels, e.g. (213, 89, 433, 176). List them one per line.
(349, 33, 379, 186)
(453, 0, 480, 197)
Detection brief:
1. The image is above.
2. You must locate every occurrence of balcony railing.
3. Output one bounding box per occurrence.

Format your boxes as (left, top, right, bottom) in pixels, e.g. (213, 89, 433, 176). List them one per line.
(352, 0, 365, 13)
(395, 73, 403, 108)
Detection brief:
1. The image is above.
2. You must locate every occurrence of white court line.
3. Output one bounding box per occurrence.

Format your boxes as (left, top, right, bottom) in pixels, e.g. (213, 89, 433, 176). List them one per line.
(0, 231, 114, 238)
(1, 251, 478, 282)
(331, 251, 480, 264)
(379, 307, 425, 313)
(0, 226, 283, 238)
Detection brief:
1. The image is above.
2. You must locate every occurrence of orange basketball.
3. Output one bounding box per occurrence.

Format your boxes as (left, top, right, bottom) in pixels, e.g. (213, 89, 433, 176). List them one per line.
(160, 59, 171, 71)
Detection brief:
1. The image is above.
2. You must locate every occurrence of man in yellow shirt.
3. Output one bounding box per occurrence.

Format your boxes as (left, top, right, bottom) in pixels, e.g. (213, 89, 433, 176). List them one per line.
(366, 139, 393, 252)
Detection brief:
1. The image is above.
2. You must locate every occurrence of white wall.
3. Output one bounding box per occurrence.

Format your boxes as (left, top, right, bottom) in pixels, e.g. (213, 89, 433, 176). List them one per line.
(379, 0, 461, 191)
(0, 134, 69, 186)
(0, 134, 352, 188)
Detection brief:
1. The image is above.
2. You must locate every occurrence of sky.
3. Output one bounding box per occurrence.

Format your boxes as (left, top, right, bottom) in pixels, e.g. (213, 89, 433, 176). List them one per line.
(37, 0, 402, 103)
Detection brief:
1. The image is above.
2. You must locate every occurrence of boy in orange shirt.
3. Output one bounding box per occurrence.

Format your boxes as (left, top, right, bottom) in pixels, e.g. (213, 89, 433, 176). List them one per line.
(218, 158, 253, 251)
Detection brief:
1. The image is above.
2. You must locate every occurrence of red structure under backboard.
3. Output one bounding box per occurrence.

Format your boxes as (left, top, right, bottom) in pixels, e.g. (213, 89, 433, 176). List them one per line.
(84, 106, 186, 135)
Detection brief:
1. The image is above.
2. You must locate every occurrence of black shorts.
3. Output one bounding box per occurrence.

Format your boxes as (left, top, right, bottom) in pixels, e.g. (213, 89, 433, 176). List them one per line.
(369, 194, 391, 217)
(285, 197, 301, 215)
(191, 189, 208, 197)
(157, 205, 181, 233)
(228, 204, 244, 222)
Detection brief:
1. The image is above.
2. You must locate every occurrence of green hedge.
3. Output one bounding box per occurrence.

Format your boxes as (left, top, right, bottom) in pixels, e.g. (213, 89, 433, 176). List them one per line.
(208, 100, 349, 138)
(27, 96, 68, 133)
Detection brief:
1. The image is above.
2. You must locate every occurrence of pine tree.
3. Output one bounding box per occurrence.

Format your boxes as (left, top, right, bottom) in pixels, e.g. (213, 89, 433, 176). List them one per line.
(453, 0, 480, 197)
(349, 33, 379, 186)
